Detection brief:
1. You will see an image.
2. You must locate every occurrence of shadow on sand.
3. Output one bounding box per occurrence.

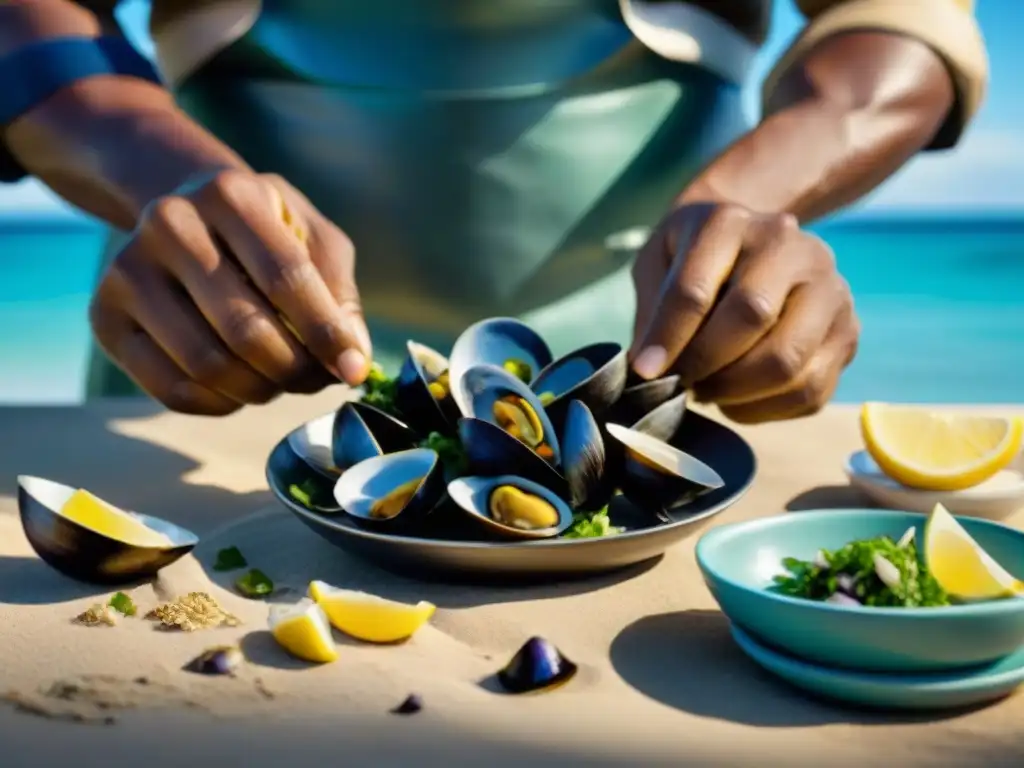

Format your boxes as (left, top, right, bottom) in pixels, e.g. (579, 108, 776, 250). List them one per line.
(609, 609, 993, 728)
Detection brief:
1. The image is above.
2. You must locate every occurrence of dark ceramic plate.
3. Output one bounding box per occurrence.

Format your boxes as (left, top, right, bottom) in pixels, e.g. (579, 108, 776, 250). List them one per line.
(266, 409, 756, 582)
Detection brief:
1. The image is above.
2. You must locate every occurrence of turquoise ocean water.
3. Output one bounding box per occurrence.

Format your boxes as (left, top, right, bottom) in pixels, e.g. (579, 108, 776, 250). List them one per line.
(1, 216, 1022, 405)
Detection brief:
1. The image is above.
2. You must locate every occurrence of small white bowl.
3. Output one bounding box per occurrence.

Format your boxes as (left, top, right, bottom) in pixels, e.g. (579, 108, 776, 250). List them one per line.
(843, 450, 1024, 521)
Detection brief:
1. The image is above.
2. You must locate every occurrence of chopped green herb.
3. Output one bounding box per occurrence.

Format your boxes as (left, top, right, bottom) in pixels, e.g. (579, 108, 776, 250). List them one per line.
(418, 431, 468, 479)
(235, 569, 275, 598)
(773, 534, 949, 608)
(212, 546, 248, 572)
(361, 363, 402, 417)
(287, 478, 335, 510)
(108, 592, 137, 616)
(563, 506, 623, 539)
(288, 483, 312, 507)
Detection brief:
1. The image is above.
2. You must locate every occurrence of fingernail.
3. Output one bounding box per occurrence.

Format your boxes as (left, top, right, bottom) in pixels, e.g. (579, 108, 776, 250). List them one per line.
(336, 348, 368, 384)
(632, 345, 667, 380)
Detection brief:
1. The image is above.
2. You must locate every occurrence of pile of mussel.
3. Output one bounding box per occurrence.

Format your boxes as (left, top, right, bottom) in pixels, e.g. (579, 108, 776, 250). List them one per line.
(289, 318, 725, 540)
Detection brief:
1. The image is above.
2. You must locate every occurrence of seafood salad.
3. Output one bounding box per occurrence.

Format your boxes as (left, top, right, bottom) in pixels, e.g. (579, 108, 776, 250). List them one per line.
(773, 529, 950, 608)
(287, 317, 726, 542)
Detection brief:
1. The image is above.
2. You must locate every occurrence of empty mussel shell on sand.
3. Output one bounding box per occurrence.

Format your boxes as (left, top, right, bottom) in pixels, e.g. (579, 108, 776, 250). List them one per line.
(448, 318, 553, 414)
(332, 401, 417, 471)
(287, 414, 339, 478)
(333, 448, 447, 532)
(457, 364, 562, 466)
(395, 341, 461, 434)
(447, 475, 574, 540)
(604, 423, 724, 510)
(497, 637, 578, 694)
(18, 476, 198, 585)
(529, 342, 628, 428)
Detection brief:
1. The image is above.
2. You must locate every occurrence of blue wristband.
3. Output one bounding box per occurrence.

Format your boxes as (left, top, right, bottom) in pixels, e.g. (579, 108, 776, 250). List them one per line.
(0, 36, 163, 183)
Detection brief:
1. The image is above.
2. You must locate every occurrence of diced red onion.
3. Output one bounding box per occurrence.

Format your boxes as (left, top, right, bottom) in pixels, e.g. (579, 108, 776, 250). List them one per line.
(873, 553, 903, 590)
(826, 592, 861, 607)
(836, 573, 858, 595)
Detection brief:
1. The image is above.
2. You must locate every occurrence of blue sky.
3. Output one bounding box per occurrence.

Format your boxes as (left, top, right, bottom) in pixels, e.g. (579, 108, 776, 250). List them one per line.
(1, 0, 1021, 216)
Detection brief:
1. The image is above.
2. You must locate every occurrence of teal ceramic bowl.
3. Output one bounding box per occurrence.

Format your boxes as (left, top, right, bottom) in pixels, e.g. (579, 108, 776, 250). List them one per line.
(696, 508, 1024, 673)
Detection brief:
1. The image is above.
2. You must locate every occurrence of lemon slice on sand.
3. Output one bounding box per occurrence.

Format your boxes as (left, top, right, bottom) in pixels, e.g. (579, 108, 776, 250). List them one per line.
(268, 599, 339, 663)
(860, 403, 1023, 491)
(60, 489, 172, 548)
(308, 580, 436, 643)
(924, 503, 1023, 601)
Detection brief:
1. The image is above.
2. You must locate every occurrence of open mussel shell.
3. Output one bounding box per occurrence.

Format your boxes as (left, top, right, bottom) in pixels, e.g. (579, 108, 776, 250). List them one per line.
(287, 414, 339, 478)
(332, 401, 417, 471)
(458, 418, 568, 498)
(497, 636, 578, 694)
(457, 364, 562, 467)
(608, 374, 682, 428)
(631, 391, 688, 443)
(17, 476, 198, 585)
(529, 342, 628, 430)
(448, 318, 553, 415)
(395, 341, 460, 435)
(605, 423, 724, 510)
(333, 448, 447, 533)
(446, 475, 573, 540)
(560, 400, 612, 512)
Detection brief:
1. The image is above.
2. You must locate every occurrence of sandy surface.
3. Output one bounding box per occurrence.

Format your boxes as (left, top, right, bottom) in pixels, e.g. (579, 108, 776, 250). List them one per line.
(1, 392, 1024, 767)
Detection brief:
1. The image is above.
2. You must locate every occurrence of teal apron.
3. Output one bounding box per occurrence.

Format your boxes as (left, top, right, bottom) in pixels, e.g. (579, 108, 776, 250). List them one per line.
(86, 0, 749, 398)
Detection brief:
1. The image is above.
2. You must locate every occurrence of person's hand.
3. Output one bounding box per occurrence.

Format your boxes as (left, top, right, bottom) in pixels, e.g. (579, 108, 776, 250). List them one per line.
(629, 202, 859, 423)
(89, 169, 371, 415)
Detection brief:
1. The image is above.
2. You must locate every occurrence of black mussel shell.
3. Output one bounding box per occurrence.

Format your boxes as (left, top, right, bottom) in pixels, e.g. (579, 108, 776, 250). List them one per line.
(18, 476, 198, 586)
(390, 693, 424, 715)
(332, 401, 417, 471)
(560, 400, 612, 512)
(530, 342, 628, 431)
(497, 637, 578, 694)
(603, 392, 689, 493)
(458, 417, 568, 498)
(446, 475, 574, 540)
(603, 492, 672, 530)
(605, 423, 724, 511)
(457, 364, 562, 466)
(184, 645, 244, 676)
(333, 448, 447, 533)
(286, 413, 338, 478)
(632, 391, 688, 443)
(395, 341, 460, 435)
(607, 375, 682, 429)
(448, 318, 553, 415)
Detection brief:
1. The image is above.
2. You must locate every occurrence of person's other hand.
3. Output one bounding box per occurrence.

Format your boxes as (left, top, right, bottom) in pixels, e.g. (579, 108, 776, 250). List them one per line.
(629, 202, 859, 423)
(89, 170, 371, 415)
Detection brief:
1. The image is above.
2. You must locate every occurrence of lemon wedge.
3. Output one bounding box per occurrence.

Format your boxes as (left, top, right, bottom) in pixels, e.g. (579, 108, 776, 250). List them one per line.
(60, 489, 172, 548)
(268, 599, 339, 663)
(308, 580, 435, 643)
(924, 503, 1023, 601)
(860, 403, 1023, 491)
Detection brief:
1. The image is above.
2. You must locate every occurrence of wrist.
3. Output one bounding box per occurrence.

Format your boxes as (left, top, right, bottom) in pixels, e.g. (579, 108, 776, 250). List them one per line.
(6, 76, 248, 228)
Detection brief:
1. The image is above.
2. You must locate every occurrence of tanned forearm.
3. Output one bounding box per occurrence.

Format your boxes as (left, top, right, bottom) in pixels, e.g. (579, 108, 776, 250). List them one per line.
(679, 31, 956, 223)
(0, 0, 248, 230)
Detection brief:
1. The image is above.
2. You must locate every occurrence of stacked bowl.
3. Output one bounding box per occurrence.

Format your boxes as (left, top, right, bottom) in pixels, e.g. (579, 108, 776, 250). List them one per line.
(696, 507, 1024, 710)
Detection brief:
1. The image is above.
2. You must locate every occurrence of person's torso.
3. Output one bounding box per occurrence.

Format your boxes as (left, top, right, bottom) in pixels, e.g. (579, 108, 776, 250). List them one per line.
(109, 1, 766, 355)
